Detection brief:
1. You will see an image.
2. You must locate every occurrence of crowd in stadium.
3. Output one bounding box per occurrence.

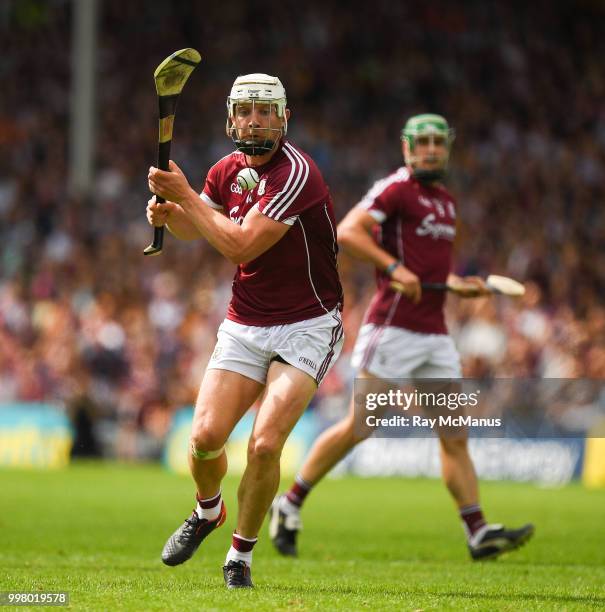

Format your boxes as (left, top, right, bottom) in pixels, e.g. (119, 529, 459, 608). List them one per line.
(1, 1, 604, 456)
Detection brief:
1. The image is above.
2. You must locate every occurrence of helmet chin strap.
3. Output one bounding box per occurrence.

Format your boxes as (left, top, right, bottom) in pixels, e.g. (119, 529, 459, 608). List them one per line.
(408, 151, 448, 183)
(231, 134, 279, 156)
(412, 167, 447, 183)
(229, 106, 284, 156)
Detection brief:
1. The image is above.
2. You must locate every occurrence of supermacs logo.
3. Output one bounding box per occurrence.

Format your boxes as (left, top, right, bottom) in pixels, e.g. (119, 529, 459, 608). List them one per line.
(416, 213, 456, 241)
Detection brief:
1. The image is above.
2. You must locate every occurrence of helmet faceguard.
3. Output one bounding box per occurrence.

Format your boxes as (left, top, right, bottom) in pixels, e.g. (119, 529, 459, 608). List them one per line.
(226, 74, 288, 156)
(401, 114, 455, 182)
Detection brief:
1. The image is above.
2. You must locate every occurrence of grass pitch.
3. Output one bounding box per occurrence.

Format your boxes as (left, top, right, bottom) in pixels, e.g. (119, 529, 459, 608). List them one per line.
(2, 462, 604, 610)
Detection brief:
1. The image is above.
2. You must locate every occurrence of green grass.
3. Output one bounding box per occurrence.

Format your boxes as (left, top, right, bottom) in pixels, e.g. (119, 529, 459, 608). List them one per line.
(1, 463, 604, 610)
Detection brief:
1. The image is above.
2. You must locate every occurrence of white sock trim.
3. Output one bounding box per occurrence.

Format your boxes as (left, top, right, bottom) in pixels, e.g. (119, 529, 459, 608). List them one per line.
(233, 533, 258, 543)
(279, 496, 301, 516)
(460, 504, 481, 516)
(196, 490, 222, 521)
(295, 474, 312, 490)
(468, 523, 491, 547)
(225, 545, 253, 566)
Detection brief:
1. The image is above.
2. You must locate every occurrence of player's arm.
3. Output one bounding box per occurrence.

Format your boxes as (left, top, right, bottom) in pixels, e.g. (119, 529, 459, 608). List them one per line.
(338, 206, 421, 303)
(148, 161, 289, 263)
(181, 199, 288, 264)
(181, 199, 289, 264)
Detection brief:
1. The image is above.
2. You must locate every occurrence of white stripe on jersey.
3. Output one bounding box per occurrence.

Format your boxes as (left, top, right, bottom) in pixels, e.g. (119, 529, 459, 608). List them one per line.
(323, 203, 337, 258)
(357, 167, 410, 223)
(298, 217, 329, 314)
(367, 209, 387, 223)
(266, 144, 303, 218)
(263, 146, 300, 218)
(266, 143, 310, 221)
(272, 143, 310, 220)
(200, 192, 223, 209)
(281, 215, 298, 226)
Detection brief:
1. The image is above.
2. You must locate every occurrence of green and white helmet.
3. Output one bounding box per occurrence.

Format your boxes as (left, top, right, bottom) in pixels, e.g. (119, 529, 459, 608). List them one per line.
(401, 114, 455, 182)
(226, 73, 288, 156)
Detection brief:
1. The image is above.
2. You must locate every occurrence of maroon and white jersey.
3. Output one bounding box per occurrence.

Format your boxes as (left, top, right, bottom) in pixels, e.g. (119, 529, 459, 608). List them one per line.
(201, 139, 343, 326)
(359, 167, 457, 335)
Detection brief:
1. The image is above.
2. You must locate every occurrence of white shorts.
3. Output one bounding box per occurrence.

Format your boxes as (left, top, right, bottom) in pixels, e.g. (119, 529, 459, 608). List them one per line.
(351, 323, 462, 379)
(208, 308, 344, 385)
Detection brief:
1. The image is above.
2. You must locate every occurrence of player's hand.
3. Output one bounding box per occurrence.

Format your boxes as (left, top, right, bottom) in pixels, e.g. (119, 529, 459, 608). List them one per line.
(451, 275, 490, 298)
(148, 160, 195, 203)
(146, 196, 180, 227)
(391, 265, 421, 304)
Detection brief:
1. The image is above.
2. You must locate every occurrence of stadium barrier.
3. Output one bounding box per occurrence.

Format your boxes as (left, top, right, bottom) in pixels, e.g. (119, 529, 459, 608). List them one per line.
(0, 403, 73, 468)
(582, 420, 605, 488)
(162, 407, 603, 486)
(163, 406, 319, 476)
(331, 437, 586, 486)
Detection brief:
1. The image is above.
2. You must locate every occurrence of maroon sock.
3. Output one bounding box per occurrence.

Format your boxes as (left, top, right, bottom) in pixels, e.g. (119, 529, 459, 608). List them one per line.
(196, 490, 221, 508)
(460, 504, 487, 537)
(195, 490, 222, 520)
(232, 532, 258, 553)
(285, 474, 312, 508)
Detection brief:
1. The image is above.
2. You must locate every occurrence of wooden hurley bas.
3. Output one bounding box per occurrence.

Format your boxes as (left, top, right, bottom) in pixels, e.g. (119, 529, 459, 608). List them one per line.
(390, 274, 526, 297)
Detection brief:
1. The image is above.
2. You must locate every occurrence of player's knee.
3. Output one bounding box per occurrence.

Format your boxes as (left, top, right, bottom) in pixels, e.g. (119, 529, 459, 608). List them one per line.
(247, 435, 283, 463)
(190, 423, 225, 455)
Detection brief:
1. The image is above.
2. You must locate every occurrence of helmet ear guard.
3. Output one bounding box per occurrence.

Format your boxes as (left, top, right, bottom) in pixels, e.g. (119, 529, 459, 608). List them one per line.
(401, 113, 455, 182)
(226, 73, 288, 156)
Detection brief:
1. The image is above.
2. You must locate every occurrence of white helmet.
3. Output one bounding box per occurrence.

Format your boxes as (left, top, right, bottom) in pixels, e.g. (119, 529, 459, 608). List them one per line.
(226, 73, 288, 155)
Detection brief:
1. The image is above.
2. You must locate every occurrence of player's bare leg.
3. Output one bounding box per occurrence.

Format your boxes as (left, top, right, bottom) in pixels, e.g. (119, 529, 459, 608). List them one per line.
(162, 369, 263, 567)
(222, 361, 317, 584)
(439, 434, 534, 560)
(300, 394, 369, 485)
(189, 369, 263, 498)
(237, 362, 317, 536)
(273, 376, 534, 560)
(270, 372, 375, 556)
(439, 436, 479, 508)
(297, 370, 375, 486)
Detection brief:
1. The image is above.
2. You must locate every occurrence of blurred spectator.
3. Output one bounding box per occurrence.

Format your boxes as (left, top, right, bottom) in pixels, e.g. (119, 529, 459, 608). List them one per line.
(1, 0, 604, 457)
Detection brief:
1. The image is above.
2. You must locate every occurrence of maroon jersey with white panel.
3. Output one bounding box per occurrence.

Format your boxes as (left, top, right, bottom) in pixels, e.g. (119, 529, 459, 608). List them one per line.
(359, 167, 457, 334)
(201, 140, 343, 326)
